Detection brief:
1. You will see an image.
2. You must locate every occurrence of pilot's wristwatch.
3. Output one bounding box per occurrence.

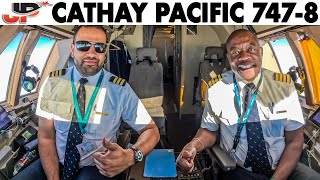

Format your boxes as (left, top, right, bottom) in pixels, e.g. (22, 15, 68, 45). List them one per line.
(127, 143, 143, 162)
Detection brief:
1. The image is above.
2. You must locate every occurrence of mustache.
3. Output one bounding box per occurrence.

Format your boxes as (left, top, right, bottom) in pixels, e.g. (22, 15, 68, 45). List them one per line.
(235, 60, 257, 72)
(237, 61, 255, 66)
(82, 57, 99, 61)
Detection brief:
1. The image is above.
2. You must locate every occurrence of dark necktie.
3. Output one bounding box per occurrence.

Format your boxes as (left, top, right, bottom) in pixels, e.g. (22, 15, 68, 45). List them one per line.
(62, 78, 88, 180)
(243, 83, 272, 175)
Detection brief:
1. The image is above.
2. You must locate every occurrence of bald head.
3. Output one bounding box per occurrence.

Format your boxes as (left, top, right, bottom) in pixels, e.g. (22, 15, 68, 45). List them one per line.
(225, 29, 263, 82)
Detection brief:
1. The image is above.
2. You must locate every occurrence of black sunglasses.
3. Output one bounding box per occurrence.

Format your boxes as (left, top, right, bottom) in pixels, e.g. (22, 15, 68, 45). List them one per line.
(75, 41, 107, 53)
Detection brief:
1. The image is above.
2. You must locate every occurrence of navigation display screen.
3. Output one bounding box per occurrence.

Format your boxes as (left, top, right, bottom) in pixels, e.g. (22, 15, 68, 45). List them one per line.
(310, 107, 320, 127)
(0, 105, 11, 130)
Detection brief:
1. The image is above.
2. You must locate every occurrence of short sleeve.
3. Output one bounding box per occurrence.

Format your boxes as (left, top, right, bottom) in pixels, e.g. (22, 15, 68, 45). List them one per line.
(200, 89, 220, 132)
(36, 77, 54, 120)
(121, 84, 152, 132)
(284, 86, 304, 131)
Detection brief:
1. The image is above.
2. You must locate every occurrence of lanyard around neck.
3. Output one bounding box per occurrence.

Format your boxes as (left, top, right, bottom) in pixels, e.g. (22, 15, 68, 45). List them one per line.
(71, 68, 104, 134)
(231, 73, 263, 151)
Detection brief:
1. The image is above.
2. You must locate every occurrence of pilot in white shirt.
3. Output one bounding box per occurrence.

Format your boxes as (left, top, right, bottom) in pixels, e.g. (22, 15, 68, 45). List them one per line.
(177, 29, 320, 180)
(201, 68, 304, 170)
(36, 66, 152, 166)
(13, 25, 159, 180)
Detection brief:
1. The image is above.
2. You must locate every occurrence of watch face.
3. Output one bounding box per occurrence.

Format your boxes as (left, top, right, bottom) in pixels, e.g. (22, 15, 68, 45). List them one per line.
(135, 150, 143, 162)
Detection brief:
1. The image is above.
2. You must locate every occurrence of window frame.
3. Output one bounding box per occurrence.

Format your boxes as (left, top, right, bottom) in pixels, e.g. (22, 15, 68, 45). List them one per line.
(19, 35, 57, 98)
(268, 37, 306, 98)
(261, 42, 282, 73)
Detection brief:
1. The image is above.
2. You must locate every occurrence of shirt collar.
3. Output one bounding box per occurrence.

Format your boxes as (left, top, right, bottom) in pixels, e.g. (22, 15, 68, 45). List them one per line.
(235, 69, 264, 93)
(72, 66, 103, 86)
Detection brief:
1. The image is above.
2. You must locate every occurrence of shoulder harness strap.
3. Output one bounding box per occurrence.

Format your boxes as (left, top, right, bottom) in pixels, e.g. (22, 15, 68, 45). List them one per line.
(208, 74, 222, 87)
(274, 73, 291, 83)
(49, 69, 67, 77)
(109, 76, 126, 86)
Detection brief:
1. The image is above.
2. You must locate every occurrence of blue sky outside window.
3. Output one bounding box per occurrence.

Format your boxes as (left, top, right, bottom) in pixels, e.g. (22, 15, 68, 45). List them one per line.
(270, 38, 298, 73)
(0, 32, 24, 102)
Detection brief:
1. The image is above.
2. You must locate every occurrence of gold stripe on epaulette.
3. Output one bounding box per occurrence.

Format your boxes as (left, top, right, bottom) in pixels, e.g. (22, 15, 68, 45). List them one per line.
(287, 74, 291, 83)
(119, 79, 126, 86)
(116, 77, 122, 84)
(109, 76, 126, 86)
(274, 73, 291, 83)
(49, 69, 66, 77)
(208, 74, 222, 87)
(217, 74, 222, 81)
(113, 77, 118, 83)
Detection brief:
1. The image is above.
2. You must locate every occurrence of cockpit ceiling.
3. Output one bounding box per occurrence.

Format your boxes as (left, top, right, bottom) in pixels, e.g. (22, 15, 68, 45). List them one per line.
(154, 25, 174, 39)
(24, 25, 303, 41)
(29, 25, 136, 40)
(35, 25, 282, 32)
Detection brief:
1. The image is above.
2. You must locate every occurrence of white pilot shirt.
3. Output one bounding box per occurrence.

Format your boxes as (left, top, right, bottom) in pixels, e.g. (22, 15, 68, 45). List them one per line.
(201, 68, 304, 170)
(36, 66, 152, 167)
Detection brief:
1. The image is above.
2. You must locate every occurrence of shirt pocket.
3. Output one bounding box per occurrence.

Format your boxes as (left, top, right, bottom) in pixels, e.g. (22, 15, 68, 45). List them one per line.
(264, 119, 286, 137)
(218, 112, 240, 146)
(86, 103, 117, 139)
(41, 99, 74, 121)
(219, 110, 239, 127)
(260, 105, 286, 138)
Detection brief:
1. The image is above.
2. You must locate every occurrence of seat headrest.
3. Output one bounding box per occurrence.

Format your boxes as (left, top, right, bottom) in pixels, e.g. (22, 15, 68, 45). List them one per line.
(204, 46, 225, 60)
(136, 48, 157, 62)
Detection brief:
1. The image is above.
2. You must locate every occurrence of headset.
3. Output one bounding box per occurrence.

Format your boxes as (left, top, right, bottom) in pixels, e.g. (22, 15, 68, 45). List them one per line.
(288, 66, 306, 95)
(22, 60, 40, 92)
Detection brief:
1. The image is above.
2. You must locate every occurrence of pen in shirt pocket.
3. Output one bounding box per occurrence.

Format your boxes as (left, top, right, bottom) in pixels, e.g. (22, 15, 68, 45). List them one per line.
(93, 105, 109, 116)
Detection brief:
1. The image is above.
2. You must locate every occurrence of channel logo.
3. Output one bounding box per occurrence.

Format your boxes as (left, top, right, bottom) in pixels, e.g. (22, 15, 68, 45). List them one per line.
(2, 2, 52, 24)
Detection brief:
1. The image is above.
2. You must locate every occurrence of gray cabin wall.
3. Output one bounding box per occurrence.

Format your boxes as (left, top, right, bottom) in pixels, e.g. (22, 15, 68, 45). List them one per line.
(180, 25, 222, 115)
(116, 25, 143, 63)
(152, 36, 174, 79)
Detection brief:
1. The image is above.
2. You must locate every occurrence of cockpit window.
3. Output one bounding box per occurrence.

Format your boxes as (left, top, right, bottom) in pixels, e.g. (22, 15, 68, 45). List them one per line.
(270, 38, 298, 73)
(0, 32, 24, 103)
(20, 36, 55, 96)
(270, 38, 305, 96)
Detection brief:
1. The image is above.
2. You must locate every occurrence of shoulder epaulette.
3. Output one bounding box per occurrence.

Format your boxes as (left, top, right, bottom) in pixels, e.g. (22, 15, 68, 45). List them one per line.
(274, 73, 291, 83)
(49, 69, 66, 77)
(109, 76, 126, 86)
(208, 74, 222, 87)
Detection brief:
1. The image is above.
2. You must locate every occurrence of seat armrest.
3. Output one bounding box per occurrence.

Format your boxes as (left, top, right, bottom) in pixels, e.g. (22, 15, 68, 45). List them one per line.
(205, 144, 236, 171)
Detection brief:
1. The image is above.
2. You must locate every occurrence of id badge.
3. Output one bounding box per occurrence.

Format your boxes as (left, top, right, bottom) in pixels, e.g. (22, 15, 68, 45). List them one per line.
(76, 140, 98, 159)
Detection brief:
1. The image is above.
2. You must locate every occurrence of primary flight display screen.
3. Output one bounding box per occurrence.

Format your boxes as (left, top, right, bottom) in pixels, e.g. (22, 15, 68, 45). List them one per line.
(310, 107, 320, 128)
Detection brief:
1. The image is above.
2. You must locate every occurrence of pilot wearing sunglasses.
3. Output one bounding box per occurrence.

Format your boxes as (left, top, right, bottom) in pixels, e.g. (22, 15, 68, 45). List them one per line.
(13, 26, 160, 180)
